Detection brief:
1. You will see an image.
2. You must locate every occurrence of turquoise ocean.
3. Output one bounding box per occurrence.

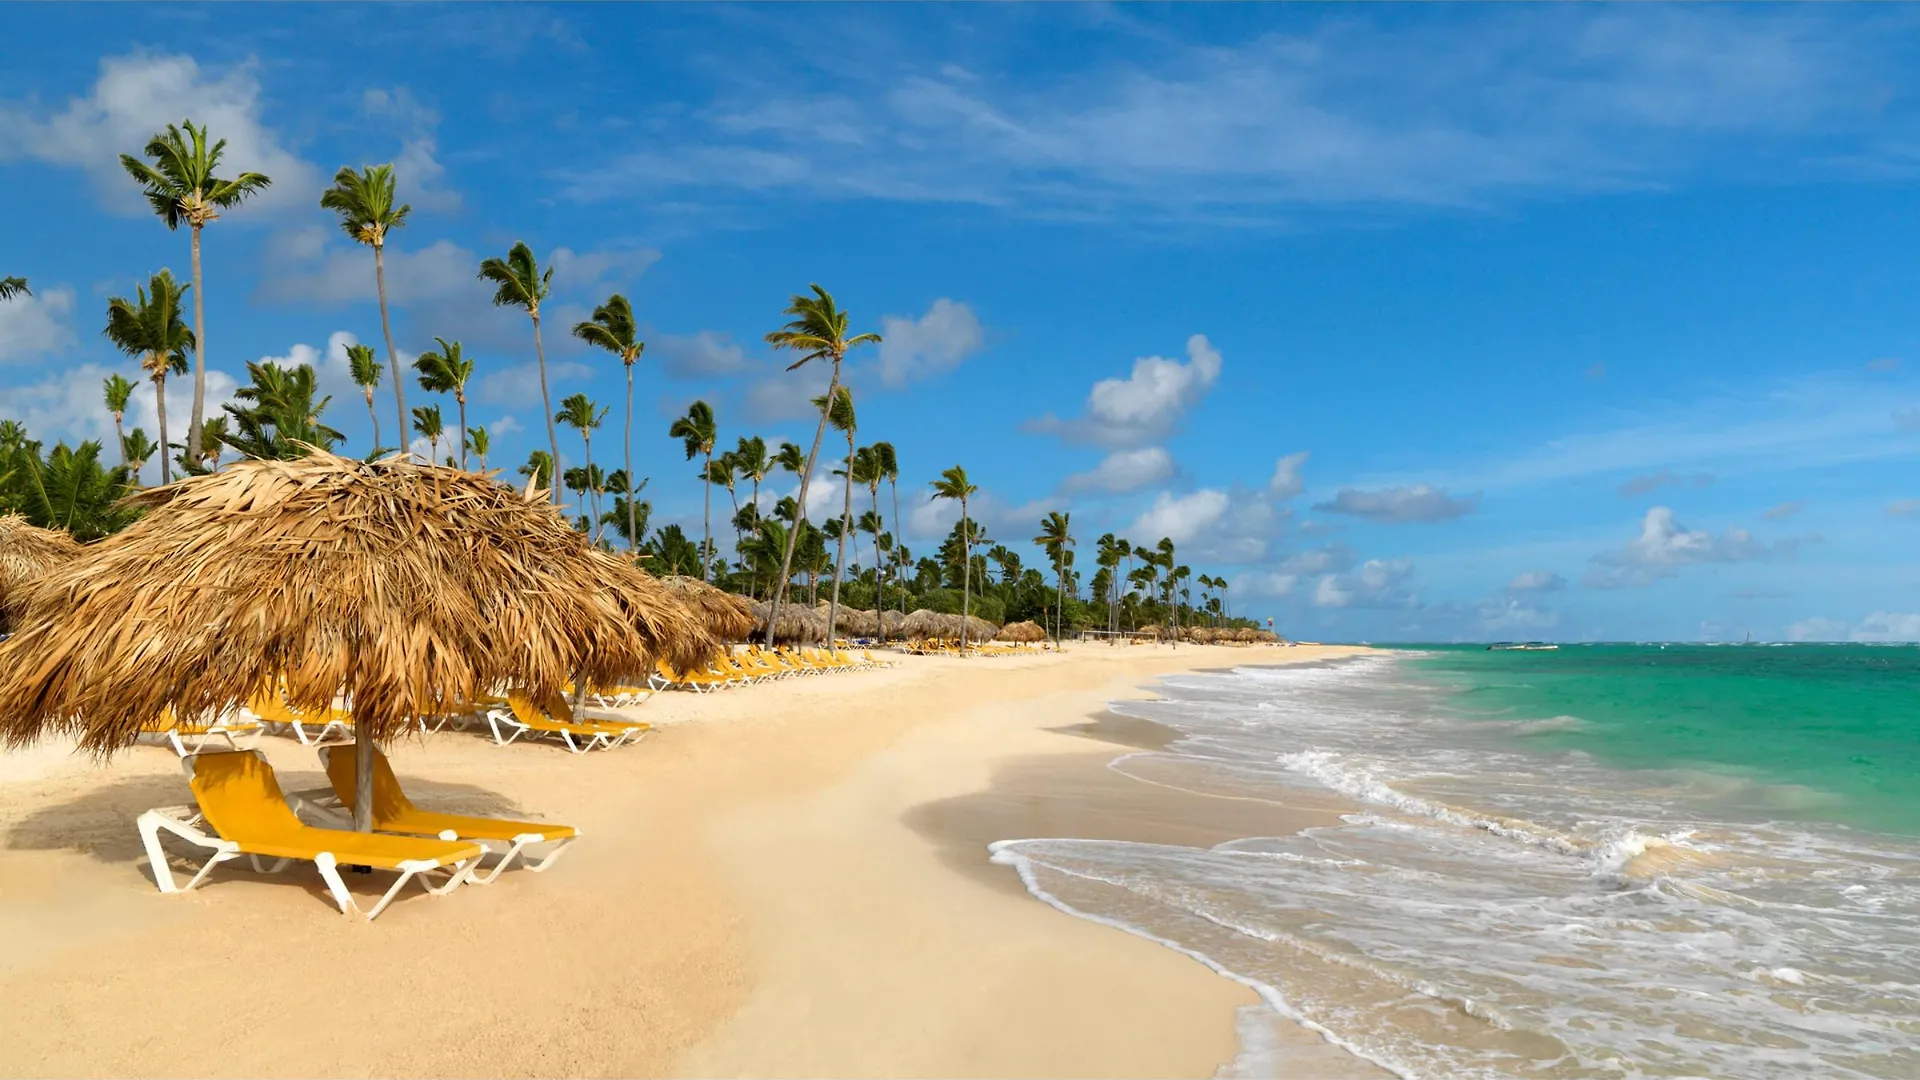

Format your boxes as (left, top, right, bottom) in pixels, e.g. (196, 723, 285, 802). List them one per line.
(991, 645, 1920, 1078)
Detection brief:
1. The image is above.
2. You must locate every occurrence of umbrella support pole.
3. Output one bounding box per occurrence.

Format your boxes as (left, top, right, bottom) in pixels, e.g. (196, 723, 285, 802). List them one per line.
(349, 716, 375, 872)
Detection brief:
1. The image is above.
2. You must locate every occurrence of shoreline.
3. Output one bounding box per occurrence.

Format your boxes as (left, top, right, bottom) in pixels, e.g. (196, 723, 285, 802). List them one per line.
(0, 642, 1376, 1078)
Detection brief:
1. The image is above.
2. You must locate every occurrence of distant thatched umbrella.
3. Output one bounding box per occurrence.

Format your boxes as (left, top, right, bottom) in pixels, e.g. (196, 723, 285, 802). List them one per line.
(1187, 627, 1214, 644)
(836, 608, 880, 638)
(0, 451, 719, 831)
(1137, 624, 1164, 640)
(1255, 630, 1280, 644)
(963, 615, 999, 642)
(0, 514, 81, 633)
(659, 574, 758, 641)
(901, 608, 943, 640)
(879, 610, 905, 638)
(753, 600, 825, 644)
(1235, 627, 1259, 643)
(998, 620, 1045, 643)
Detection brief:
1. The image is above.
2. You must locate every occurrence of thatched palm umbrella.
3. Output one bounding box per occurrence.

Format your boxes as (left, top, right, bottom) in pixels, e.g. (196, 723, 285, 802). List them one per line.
(879, 609, 905, 638)
(752, 600, 824, 644)
(0, 514, 81, 634)
(998, 620, 1044, 643)
(659, 574, 758, 641)
(0, 452, 718, 831)
(1137, 624, 1164, 640)
(963, 615, 998, 643)
(901, 608, 943, 641)
(1235, 627, 1259, 643)
(836, 608, 880, 638)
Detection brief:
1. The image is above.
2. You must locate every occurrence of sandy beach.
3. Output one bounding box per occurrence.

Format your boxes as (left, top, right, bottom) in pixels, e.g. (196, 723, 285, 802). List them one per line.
(0, 642, 1378, 1078)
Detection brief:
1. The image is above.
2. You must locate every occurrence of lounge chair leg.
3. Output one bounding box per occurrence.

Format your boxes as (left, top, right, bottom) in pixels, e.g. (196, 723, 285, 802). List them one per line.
(313, 852, 359, 917)
(524, 836, 576, 874)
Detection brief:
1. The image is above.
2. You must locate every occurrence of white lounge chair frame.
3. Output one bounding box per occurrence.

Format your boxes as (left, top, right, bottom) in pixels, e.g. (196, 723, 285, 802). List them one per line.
(139, 719, 262, 757)
(135, 804, 475, 920)
(481, 706, 645, 754)
(290, 779, 578, 886)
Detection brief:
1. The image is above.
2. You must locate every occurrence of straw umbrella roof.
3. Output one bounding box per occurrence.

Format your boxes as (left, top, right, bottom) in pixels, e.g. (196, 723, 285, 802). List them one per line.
(901, 608, 943, 639)
(1235, 627, 1259, 642)
(963, 615, 999, 642)
(834, 608, 880, 638)
(0, 452, 719, 754)
(658, 575, 758, 641)
(0, 514, 81, 632)
(1137, 624, 1164, 639)
(752, 600, 825, 644)
(997, 620, 1045, 642)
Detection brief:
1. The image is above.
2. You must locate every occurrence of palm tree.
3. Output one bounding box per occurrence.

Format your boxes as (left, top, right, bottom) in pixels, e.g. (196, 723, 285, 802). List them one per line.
(557, 393, 610, 540)
(346, 342, 384, 454)
(1156, 538, 1179, 646)
(221, 361, 342, 461)
(930, 465, 979, 651)
(120, 120, 272, 462)
(571, 294, 645, 552)
(761, 284, 882, 646)
(467, 426, 490, 471)
(413, 337, 475, 468)
(519, 450, 554, 492)
(814, 386, 857, 650)
(870, 441, 904, 622)
(121, 428, 158, 483)
(411, 405, 445, 463)
(320, 164, 412, 444)
(734, 436, 771, 516)
(0, 277, 27, 300)
(197, 416, 229, 471)
(478, 242, 559, 503)
(1095, 533, 1124, 641)
(668, 400, 719, 581)
(102, 374, 135, 471)
(102, 270, 194, 484)
(1035, 511, 1074, 642)
(705, 453, 741, 572)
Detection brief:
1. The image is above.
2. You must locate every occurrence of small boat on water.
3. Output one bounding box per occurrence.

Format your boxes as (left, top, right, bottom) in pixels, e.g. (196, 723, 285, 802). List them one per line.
(1488, 641, 1559, 651)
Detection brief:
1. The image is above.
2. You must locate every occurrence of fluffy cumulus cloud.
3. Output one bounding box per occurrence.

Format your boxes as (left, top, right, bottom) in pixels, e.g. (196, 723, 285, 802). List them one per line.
(873, 299, 984, 388)
(360, 86, 460, 212)
(1268, 451, 1309, 500)
(255, 330, 363, 405)
(0, 52, 319, 212)
(1618, 468, 1714, 497)
(0, 285, 77, 364)
(1584, 506, 1796, 589)
(478, 360, 593, 405)
(6, 360, 241, 483)
(1313, 484, 1479, 523)
(1028, 334, 1222, 447)
(1061, 446, 1176, 494)
(1478, 596, 1561, 632)
(258, 237, 482, 307)
(657, 331, 757, 380)
(1127, 488, 1231, 546)
(1508, 569, 1567, 592)
(1789, 612, 1920, 642)
(1312, 558, 1417, 609)
(1275, 543, 1357, 576)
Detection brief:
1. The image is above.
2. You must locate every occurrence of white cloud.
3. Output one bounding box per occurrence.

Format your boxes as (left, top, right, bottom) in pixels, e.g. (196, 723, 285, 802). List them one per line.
(257, 238, 479, 307)
(488, 414, 523, 437)
(0, 286, 76, 364)
(873, 299, 984, 388)
(1268, 451, 1309, 500)
(0, 53, 319, 214)
(1584, 506, 1794, 589)
(6, 361, 240, 483)
(740, 362, 833, 423)
(1276, 544, 1357, 575)
(1508, 569, 1567, 592)
(360, 86, 459, 212)
(1786, 616, 1849, 642)
(1236, 571, 1299, 598)
(477, 360, 592, 405)
(1127, 488, 1231, 546)
(1314, 484, 1479, 523)
(255, 330, 362, 405)
(1062, 446, 1175, 494)
(1788, 612, 1920, 643)
(1312, 558, 1416, 609)
(548, 245, 661, 294)
(1478, 597, 1561, 632)
(1028, 334, 1223, 447)
(658, 330, 756, 380)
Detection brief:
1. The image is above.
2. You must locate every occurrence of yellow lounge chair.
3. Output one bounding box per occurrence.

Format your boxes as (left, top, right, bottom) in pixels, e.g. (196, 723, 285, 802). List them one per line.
(314, 745, 578, 884)
(245, 690, 354, 747)
(484, 690, 649, 752)
(136, 750, 483, 921)
(137, 707, 262, 757)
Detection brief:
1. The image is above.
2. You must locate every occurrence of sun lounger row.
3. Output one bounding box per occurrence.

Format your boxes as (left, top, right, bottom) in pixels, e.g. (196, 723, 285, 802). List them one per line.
(139, 746, 576, 920)
(648, 645, 892, 691)
(901, 641, 1045, 657)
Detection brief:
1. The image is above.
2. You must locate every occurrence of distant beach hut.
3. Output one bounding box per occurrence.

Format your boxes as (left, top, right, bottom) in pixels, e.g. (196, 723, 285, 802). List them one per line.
(878, 609, 906, 640)
(835, 608, 881, 638)
(963, 615, 999, 643)
(1137, 624, 1164, 641)
(997, 620, 1045, 643)
(0, 451, 718, 831)
(0, 514, 80, 634)
(1235, 627, 1260, 643)
(901, 608, 944, 640)
(753, 600, 826, 644)
(1187, 627, 1216, 644)
(659, 574, 758, 641)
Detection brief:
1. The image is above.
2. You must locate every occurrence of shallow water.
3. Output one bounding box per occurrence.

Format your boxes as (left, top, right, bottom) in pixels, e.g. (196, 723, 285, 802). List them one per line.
(992, 652, 1920, 1079)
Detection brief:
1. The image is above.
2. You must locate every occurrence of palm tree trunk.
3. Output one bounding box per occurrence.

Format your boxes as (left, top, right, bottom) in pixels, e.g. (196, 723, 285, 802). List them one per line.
(624, 364, 636, 553)
(187, 224, 207, 463)
(112, 414, 126, 471)
(726, 485, 743, 579)
(153, 371, 171, 485)
(363, 390, 381, 455)
(533, 312, 560, 506)
(826, 434, 854, 653)
(584, 434, 599, 543)
(959, 498, 971, 652)
(888, 476, 904, 625)
(455, 391, 469, 470)
(374, 243, 407, 454)
(767, 363, 839, 646)
(701, 448, 713, 582)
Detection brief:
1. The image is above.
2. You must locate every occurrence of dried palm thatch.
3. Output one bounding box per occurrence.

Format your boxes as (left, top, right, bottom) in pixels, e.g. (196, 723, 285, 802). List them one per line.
(834, 608, 880, 638)
(963, 615, 999, 642)
(1255, 629, 1280, 644)
(1137, 624, 1164, 640)
(901, 608, 943, 640)
(1235, 627, 1259, 643)
(997, 620, 1045, 643)
(1187, 626, 1215, 644)
(752, 600, 825, 644)
(659, 575, 758, 641)
(0, 514, 81, 633)
(0, 451, 720, 757)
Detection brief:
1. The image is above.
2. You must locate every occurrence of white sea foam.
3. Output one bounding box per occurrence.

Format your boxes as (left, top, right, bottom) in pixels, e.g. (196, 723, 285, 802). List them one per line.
(997, 655, 1920, 1079)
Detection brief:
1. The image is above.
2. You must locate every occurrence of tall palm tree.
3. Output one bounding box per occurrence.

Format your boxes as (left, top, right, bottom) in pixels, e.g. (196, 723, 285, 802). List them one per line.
(1095, 533, 1124, 641)
(761, 284, 882, 646)
(705, 452, 741, 573)
(557, 393, 610, 540)
(413, 337, 475, 468)
(734, 435, 772, 522)
(102, 374, 135, 471)
(410, 405, 445, 464)
(871, 441, 903, 621)
(467, 425, 490, 472)
(930, 465, 979, 651)
(320, 164, 412, 444)
(0, 277, 28, 300)
(121, 428, 158, 483)
(1035, 511, 1074, 642)
(519, 449, 553, 492)
(478, 242, 558, 503)
(197, 416, 229, 471)
(346, 343, 384, 454)
(850, 445, 885, 615)
(1156, 537, 1179, 646)
(814, 386, 857, 650)
(572, 294, 645, 551)
(102, 270, 194, 484)
(120, 120, 271, 462)
(669, 400, 719, 580)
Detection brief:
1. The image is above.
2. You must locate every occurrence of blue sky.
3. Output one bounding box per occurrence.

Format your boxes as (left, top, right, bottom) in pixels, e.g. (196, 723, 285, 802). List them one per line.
(4, 3, 1920, 643)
